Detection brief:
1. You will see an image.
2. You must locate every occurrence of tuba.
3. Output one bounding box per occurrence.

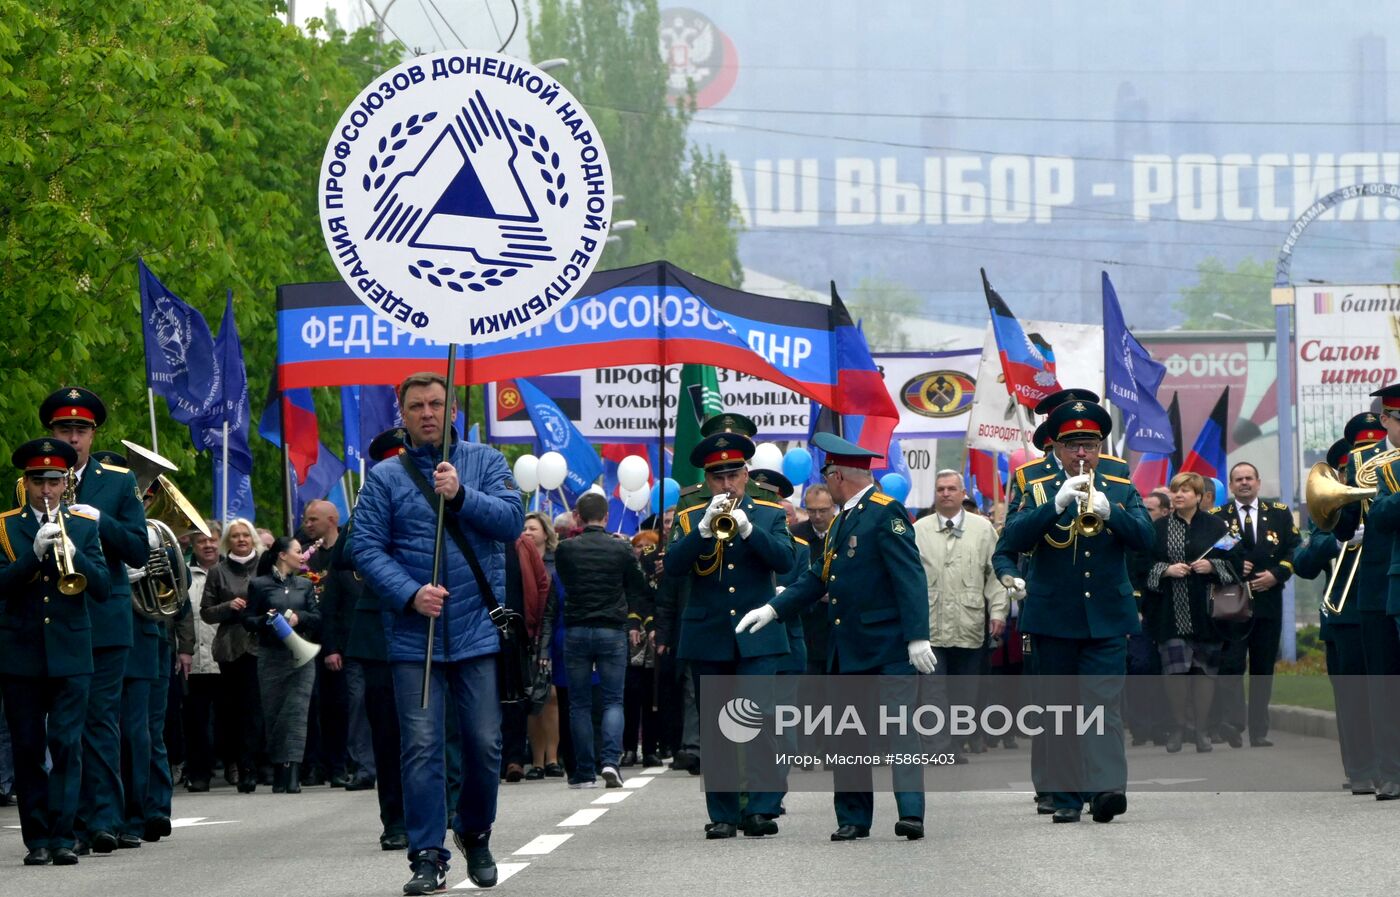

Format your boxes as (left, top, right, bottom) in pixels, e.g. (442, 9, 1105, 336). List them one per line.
(1305, 461, 1376, 531)
(123, 441, 211, 619)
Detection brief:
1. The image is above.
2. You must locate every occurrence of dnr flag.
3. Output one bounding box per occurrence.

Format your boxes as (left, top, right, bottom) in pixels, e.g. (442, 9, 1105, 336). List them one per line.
(982, 268, 1061, 409)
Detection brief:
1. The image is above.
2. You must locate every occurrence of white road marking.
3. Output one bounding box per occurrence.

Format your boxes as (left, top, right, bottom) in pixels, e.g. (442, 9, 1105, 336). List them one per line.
(513, 833, 572, 855)
(454, 862, 528, 890)
(623, 775, 652, 789)
(592, 791, 631, 804)
(558, 808, 609, 827)
(171, 817, 237, 828)
(639, 766, 666, 775)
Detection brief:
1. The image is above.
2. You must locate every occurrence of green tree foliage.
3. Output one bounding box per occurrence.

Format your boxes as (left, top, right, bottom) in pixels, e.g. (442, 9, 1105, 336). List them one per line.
(845, 277, 921, 351)
(528, 0, 742, 287)
(0, 0, 400, 525)
(1175, 257, 1274, 330)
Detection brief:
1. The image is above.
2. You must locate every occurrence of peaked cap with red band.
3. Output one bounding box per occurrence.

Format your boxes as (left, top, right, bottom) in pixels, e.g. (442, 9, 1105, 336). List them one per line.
(1346, 411, 1387, 446)
(690, 431, 755, 473)
(1046, 400, 1113, 442)
(39, 386, 107, 429)
(369, 427, 409, 462)
(12, 437, 78, 479)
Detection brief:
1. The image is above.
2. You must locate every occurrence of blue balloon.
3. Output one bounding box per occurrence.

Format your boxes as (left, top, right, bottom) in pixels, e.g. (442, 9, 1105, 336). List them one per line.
(1207, 477, 1225, 506)
(783, 446, 813, 486)
(879, 472, 910, 504)
(651, 477, 680, 513)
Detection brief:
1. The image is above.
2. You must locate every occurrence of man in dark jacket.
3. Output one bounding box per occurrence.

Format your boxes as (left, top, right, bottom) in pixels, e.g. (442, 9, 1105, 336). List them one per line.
(353, 375, 523, 896)
(554, 492, 647, 789)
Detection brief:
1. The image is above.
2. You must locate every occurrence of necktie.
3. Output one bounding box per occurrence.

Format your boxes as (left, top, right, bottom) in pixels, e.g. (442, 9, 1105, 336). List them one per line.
(944, 519, 955, 533)
(1242, 505, 1255, 548)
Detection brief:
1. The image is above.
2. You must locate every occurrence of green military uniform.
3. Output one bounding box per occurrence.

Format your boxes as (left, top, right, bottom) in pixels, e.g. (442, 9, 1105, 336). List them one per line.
(767, 432, 929, 836)
(994, 401, 1154, 821)
(663, 428, 795, 836)
(0, 439, 111, 863)
(37, 388, 150, 852)
(1350, 394, 1400, 798)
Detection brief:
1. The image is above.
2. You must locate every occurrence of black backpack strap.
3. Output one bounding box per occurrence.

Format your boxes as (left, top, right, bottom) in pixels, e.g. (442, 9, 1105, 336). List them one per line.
(398, 454, 507, 625)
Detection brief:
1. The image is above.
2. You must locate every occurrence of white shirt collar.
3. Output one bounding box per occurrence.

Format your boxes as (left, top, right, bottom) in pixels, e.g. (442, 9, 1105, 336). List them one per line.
(939, 509, 965, 531)
(842, 483, 875, 512)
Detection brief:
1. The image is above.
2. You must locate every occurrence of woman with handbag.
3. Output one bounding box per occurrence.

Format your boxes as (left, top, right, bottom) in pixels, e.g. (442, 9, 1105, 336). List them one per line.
(523, 512, 567, 780)
(199, 518, 265, 792)
(241, 537, 320, 792)
(1143, 472, 1245, 754)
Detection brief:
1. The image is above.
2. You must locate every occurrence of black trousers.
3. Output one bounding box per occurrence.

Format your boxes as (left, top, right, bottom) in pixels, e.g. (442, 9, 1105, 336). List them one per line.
(311, 663, 349, 776)
(2, 674, 90, 851)
(182, 673, 221, 783)
(1360, 611, 1400, 783)
(1212, 615, 1281, 738)
(622, 665, 660, 757)
(1325, 626, 1376, 785)
(217, 653, 263, 775)
(500, 701, 529, 770)
(361, 661, 404, 836)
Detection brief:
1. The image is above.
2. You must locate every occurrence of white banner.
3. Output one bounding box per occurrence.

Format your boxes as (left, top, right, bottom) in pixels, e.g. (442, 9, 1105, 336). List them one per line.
(1294, 283, 1400, 490)
(485, 349, 982, 443)
(898, 438, 941, 508)
(965, 320, 1105, 454)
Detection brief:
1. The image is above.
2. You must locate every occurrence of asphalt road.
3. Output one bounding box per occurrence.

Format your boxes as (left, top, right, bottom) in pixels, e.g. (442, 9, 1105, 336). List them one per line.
(4, 732, 1400, 897)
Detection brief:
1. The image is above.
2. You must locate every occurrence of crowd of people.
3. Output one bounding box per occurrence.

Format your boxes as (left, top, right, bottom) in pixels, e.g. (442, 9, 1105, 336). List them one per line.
(5, 375, 1392, 895)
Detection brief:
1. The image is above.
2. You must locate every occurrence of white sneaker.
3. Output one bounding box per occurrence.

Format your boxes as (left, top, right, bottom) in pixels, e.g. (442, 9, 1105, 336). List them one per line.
(601, 766, 623, 788)
(568, 779, 599, 789)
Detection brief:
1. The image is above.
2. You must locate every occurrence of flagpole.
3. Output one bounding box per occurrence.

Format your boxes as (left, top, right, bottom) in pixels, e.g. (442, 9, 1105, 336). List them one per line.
(422, 343, 458, 710)
(280, 389, 294, 537)
(148, 387, 159, 452)
(221, 421, 229, 523)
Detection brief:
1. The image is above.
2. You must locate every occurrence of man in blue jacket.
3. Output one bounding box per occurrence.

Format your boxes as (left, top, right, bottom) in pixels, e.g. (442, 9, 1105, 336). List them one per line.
(352, 373, 524, 896)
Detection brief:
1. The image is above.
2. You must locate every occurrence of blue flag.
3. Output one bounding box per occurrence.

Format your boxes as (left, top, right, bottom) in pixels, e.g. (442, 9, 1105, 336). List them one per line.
(192, 291, 253, 475)
(288, 443, 347, 524)
(139, 259, 218, 425)
(345, 385, 405, 470)
(213, 463, 255, 524)
(516, 377, 602, 503)
(1102, 272, 1174, 454)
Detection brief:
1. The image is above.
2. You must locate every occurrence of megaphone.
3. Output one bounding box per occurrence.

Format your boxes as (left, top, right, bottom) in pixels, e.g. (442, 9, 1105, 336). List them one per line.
(268, 610, 321, 668)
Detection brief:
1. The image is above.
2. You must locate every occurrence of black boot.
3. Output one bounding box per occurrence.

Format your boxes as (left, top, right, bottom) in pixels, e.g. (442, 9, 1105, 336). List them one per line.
(285, 762, 302, 793)
(272, 764, 288, 793)
(238, 766, 257, 793)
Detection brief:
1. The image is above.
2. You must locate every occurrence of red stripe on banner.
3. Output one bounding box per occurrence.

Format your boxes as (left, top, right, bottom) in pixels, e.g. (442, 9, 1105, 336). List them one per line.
(1179, 451, 1218, 479)
(1132, 456, 1170, 495)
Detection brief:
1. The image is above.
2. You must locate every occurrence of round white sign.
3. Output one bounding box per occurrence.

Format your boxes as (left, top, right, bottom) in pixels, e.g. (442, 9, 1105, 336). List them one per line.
(318, 51, 613, 343)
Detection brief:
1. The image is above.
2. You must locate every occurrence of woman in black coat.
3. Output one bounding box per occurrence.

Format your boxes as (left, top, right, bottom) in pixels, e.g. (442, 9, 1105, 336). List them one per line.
(242, 537, 320, 792)
(1142, 472, 1244, 754)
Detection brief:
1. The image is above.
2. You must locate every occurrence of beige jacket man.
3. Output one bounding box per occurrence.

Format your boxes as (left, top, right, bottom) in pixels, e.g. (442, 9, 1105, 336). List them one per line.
(913, 510, 1008, 648)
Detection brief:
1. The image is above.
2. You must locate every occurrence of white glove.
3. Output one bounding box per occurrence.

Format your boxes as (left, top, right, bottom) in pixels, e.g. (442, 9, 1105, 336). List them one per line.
(33, 523, 61, 559)
(735, 604, 777, 634)
(146, 526, 162, 549)
(68, 503, 100, 522)
(1091, 490, 1111, 519)
(1346, 524, 1365, 547)
(1054, 475, 1091, 513)
(908, 639, 937, 674)
(698, 494, 730, 538)
(1000, 574, 1027, 600)
(126, 563, 148, 584)
(730, 507, 752, 538)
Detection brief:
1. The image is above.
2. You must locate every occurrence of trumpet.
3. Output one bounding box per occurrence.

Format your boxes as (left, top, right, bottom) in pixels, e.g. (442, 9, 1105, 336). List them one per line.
(710, 495, 741, 543)
(44, 497, 87, 596)
(1075, 461, 1105, 537)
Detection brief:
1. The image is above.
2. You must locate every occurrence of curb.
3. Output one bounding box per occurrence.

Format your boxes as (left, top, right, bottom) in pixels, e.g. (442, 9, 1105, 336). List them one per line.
(1270, 704, 1338, 741)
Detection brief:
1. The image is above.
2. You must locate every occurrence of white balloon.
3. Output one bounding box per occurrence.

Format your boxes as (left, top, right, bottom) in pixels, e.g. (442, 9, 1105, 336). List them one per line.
(585, 483, 606, 497)
(751, 442, 783, 472)
(536, 451, 569, 491)
(616, 455, 650, 492)
(622, 486, 651, 512)
(513, 454, 539, 493)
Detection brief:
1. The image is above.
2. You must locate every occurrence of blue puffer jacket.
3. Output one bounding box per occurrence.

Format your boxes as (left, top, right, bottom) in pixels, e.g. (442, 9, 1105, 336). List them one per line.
(352, 437, 524, 663)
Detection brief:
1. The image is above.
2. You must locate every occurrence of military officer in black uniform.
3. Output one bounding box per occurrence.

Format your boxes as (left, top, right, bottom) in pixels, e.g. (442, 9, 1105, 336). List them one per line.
(994, 400, 1154, 823)
(1352, 387, 1400, 800)
(1209, 461, 1300, 747)
(663, 427, 795, 839)
(739, 431, 933, 842)
(1294, 435, 1375, 793)
(0, 439, 111, 865)
(38, 387, 150, 853)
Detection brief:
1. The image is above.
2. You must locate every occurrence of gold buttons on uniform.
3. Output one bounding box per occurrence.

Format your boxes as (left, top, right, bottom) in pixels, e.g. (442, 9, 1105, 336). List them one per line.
(44, 617, 50, 624)
(1084, 551, 1091, 558)
(729, 609, 736, 616)
(831, 599, 837, 605)
(830, 574, 837, 581)
(728, 586, 736, 593)
(1084, 572, 1091, 578)
(1084, 592, 1091, 598)
(834, 618, 842, 626)
(727, 564, 734, 571)
(43, 576, 50, 582)
(43, 597, 49, 604)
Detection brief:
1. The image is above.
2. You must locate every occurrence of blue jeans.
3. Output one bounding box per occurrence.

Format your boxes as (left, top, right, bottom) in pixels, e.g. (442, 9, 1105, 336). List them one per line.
(391, 656, 501, 865)
(563, 627, 627, 782)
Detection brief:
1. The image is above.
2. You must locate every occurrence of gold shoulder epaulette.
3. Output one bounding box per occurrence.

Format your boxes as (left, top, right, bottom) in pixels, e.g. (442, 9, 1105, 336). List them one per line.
(1212, 505, 1226, 514)
(99, 462, 131, 474)
(678, 503, 709, 517)
(1272, 501, 1289, 510)
(1014, 458, 1042, 474)
(1102, 474, 1132, 485)
(68, 509, 97, 521)
(792, 535, 809, 547)
(1026, 473, 1057, 487)
(751, 498, 783, 510)
(1100, 454, 1127, 463)
(678, 484, 706, 499)
(0, 508, 21, 520)
(869, 492, 894, 506)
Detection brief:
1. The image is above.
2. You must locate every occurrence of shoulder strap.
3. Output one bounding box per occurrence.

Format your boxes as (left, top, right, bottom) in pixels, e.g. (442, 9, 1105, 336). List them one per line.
(398, 455, 506, 620)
